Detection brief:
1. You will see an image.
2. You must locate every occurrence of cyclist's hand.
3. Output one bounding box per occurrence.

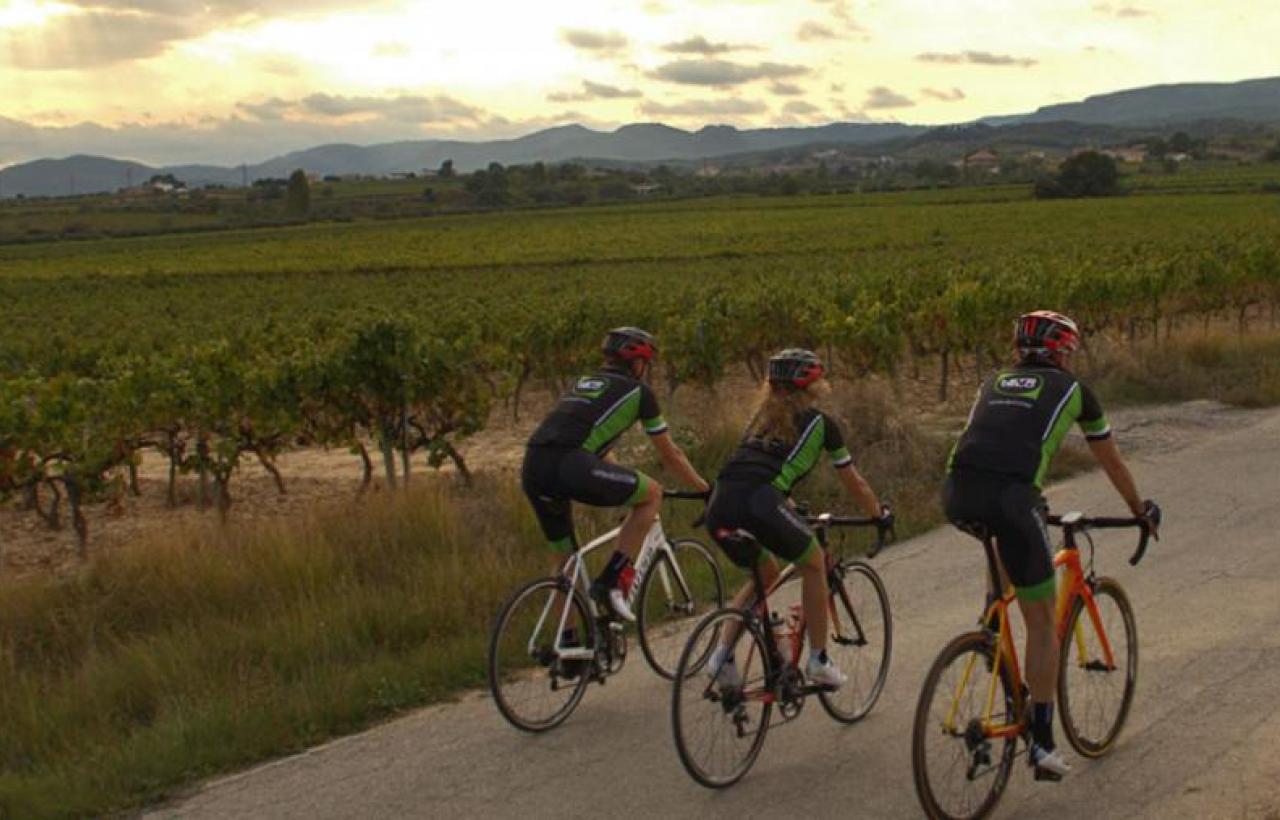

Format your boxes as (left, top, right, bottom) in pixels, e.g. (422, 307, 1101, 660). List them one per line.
(694, 477, 712, 495)
(1140, 499, 1161, 540)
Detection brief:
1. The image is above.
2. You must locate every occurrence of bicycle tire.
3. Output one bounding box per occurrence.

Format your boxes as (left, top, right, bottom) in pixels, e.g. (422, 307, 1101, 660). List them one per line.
(637, 538, 726, 680)
(912, 631, 1017, 820)
(819, 559, 893, 724)
(1057, 576, 1138, 758)
(488, 577, 595, 733)
(671, 608, 773, 788)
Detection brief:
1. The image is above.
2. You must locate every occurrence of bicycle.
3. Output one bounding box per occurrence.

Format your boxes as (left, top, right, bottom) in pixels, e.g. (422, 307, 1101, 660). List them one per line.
(488, 489, 722, 732)
(670, 506, 894, 788)
(912, 508, 1158, 820)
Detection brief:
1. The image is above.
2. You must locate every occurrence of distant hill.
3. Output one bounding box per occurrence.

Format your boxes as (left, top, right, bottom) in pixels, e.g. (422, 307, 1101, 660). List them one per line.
(997, 77, 1280, 126)
(3, 75, 1279, 198)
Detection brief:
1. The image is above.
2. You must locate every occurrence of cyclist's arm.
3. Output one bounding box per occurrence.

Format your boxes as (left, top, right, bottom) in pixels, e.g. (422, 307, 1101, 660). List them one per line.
(1087, 436, 1146, 518)
(649, 431, 710, 493)
(836, 464, 882, 519)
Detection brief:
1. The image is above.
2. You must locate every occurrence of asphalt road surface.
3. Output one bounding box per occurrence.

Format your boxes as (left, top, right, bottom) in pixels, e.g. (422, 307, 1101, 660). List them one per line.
(150, 402, 1280, 819)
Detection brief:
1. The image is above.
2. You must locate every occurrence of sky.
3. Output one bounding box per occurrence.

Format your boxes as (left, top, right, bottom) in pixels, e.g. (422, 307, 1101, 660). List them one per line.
(0, 0, 1276, 166)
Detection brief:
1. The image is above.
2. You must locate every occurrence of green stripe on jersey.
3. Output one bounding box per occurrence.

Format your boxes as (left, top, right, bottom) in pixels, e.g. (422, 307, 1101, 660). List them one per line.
(643, 415, 667, 434)
(1033, 384, 1082, 489)
(771, 415, 826, 493)
(582, 387, 641, 454)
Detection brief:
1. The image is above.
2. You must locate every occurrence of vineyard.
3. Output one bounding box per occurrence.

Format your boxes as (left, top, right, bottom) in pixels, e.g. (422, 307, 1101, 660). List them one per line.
(2, 181, 1280, 549)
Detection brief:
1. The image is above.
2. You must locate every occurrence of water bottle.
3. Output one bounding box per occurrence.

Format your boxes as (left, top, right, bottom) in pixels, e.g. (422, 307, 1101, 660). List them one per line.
(770, 611, 793, 667)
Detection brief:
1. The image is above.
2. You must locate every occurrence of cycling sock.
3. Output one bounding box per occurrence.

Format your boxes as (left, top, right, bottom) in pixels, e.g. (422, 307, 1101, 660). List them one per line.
(809, 648, 829, 665)
(1031, 701, 1056, 750)
(596, 551, 630, 588)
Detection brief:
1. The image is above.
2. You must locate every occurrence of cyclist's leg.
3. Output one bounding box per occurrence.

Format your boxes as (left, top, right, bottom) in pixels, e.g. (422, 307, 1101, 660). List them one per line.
(521, 447, 577, 576)
(994, 483, 1065, 770)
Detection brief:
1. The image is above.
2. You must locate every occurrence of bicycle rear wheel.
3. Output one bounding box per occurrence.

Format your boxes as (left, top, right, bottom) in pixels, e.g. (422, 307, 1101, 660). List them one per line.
(912, 631, 1017, 820)
(671, 608, 773, 788)
(488, 577, 595, 732)
(1058, 577, 1138, 757)
(819, 559, 892, 723)
(637, 538, 725, 680)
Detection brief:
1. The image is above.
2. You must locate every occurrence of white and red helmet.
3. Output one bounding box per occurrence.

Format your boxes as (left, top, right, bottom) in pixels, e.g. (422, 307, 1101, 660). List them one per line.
(1016, 310, 1080, 356)
(602, 326, 657, 363)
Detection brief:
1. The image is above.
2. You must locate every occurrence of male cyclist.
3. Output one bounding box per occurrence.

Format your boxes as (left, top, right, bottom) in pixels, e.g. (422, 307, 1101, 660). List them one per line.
(944, 310, 1159, 779)
(522, 327, 710, 622)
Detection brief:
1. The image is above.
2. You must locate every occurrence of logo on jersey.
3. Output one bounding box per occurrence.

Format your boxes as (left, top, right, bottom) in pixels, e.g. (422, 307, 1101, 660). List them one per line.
(995, 373, 1044, 399)
(574, 377, 609, 398)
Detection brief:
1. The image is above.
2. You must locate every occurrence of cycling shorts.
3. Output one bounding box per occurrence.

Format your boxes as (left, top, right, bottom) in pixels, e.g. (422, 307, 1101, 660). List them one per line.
(521, 445, 652, 553)
(943, 470, 1056, 601)
(705, 480, 817, 568)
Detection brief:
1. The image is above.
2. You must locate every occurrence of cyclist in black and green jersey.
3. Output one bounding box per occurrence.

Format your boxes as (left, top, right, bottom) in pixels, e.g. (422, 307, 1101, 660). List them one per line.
(522, 327, 710, 622)
(705, 349, 890, 690)
(944, 310, 1160, 778)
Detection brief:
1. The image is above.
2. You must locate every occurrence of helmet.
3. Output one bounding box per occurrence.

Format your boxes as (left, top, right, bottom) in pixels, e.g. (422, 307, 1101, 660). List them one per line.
(768, 348, 825, 389)
(1015, 311, 1080, 356)
(602, 326, 657, 362)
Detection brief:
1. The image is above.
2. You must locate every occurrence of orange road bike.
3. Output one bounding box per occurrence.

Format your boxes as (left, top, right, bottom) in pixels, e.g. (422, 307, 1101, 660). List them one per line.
(912, 509, 1158, 819)
(671, 507, 893, 788)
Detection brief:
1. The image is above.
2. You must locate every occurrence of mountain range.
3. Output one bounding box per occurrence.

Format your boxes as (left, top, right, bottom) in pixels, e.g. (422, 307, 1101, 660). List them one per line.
(2, 76, 1278, 199)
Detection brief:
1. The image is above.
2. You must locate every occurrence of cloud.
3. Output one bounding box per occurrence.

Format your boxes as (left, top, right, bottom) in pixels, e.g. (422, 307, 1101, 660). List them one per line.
(770, 82, 805, 97)
(233, 93, 488, 125)
(782, 100, 821, 115)
(921, 87, 966, 102)
(3, 0, 365, 69)
(864, 86, 914, 109)
(1092, 2, 1153, 17)
(797, 21, 838, 41)
(547, 80, 642, 103)
(372, 41, 412, 58)
(649, 59, 807, 87)
(639, 98, 767, 117)
(560, 28, 628, 53)
(660, 35, 756, 55)
(916, 50, 1037, 67)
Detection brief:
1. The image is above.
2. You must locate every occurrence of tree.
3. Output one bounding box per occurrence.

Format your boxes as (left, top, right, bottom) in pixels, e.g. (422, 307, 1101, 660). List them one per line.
(286, 169, 311, 216)
(438, 159, 456, 178)
(1034, 151, 1121, 199)
(1264, 141, 1280, 162)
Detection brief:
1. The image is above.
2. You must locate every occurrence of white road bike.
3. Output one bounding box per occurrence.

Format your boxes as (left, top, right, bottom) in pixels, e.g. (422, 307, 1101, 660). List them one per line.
(488, 490, 724, 732)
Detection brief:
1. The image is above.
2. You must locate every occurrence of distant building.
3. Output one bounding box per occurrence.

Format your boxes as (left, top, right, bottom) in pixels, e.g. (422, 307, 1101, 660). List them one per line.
(694, 163, 721, 178)
(629, 183, 662, 196)
(962, 149, 1000, 172)
(1103, 146, 1148, 164)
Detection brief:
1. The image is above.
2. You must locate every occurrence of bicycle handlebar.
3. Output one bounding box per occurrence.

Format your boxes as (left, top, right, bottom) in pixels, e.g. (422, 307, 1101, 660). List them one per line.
(662, 489, 711, 501)
(804, 511, 895, 558)
(1046, 506, 1161, 567)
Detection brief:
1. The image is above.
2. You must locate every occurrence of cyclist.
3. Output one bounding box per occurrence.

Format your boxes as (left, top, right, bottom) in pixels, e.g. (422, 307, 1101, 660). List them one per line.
(522, 326, 710, 622)
(943, 310, 1159, 779)
(705, 349, 889, 690)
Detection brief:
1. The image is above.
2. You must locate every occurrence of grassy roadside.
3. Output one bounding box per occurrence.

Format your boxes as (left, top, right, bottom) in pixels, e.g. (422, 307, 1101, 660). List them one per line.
(2, 331, 1278, 817)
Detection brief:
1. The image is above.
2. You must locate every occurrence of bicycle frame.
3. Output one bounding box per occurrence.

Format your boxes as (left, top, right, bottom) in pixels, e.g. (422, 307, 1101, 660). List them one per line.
(527, 516, 693, 661)
(952, 526, 1124, 741)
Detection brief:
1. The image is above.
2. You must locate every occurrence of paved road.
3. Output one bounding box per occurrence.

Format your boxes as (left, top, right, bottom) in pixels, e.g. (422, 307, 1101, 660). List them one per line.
(150, 403, 1280, 819)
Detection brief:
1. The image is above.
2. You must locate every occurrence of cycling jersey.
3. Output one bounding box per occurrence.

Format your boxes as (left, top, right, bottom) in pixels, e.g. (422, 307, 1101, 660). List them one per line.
(718, 409, 853, 493)
(527, 365, 668, 455)
(948, 361, 1111, 489)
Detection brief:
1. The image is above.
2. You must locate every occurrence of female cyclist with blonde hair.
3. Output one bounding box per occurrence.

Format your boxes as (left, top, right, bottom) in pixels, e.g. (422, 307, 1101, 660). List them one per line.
(705, 349, 890, 688)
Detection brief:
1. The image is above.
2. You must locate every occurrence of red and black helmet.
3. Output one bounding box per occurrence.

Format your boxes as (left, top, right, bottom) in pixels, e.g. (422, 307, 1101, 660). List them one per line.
(602, 326, 657, 362)
(1016, 310, 1081, 356)
(768, 348, 825, 389)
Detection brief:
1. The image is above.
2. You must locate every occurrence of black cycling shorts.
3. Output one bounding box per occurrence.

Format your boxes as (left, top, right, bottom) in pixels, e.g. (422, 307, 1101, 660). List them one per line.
(521, 446, 652, 553)
(943, 471, 1056, 601)
(705, 480, 817, 568)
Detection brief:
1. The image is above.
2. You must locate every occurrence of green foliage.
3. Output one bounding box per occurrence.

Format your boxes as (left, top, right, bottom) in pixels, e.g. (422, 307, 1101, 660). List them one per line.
(1035, 150, 1121, 199)
(286, 169, 310, 216)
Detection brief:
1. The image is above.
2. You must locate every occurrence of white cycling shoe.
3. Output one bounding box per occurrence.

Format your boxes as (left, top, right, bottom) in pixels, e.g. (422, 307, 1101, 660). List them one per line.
(707, 646, 743, 688)
(607, 588, 637, 623)
(805, 653, 847, 690)
(1030, 744, 1073, 780)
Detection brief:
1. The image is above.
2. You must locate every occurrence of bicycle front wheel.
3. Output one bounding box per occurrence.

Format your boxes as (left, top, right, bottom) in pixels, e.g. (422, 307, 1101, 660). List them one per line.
(638, 538, 725, 679)
(488, 577, 594, 733)
(912, 631, 1017, 820)
(819, 559, 892, 723)
(1058, 576, 1138, 757)
(671, 608, 773, 788)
